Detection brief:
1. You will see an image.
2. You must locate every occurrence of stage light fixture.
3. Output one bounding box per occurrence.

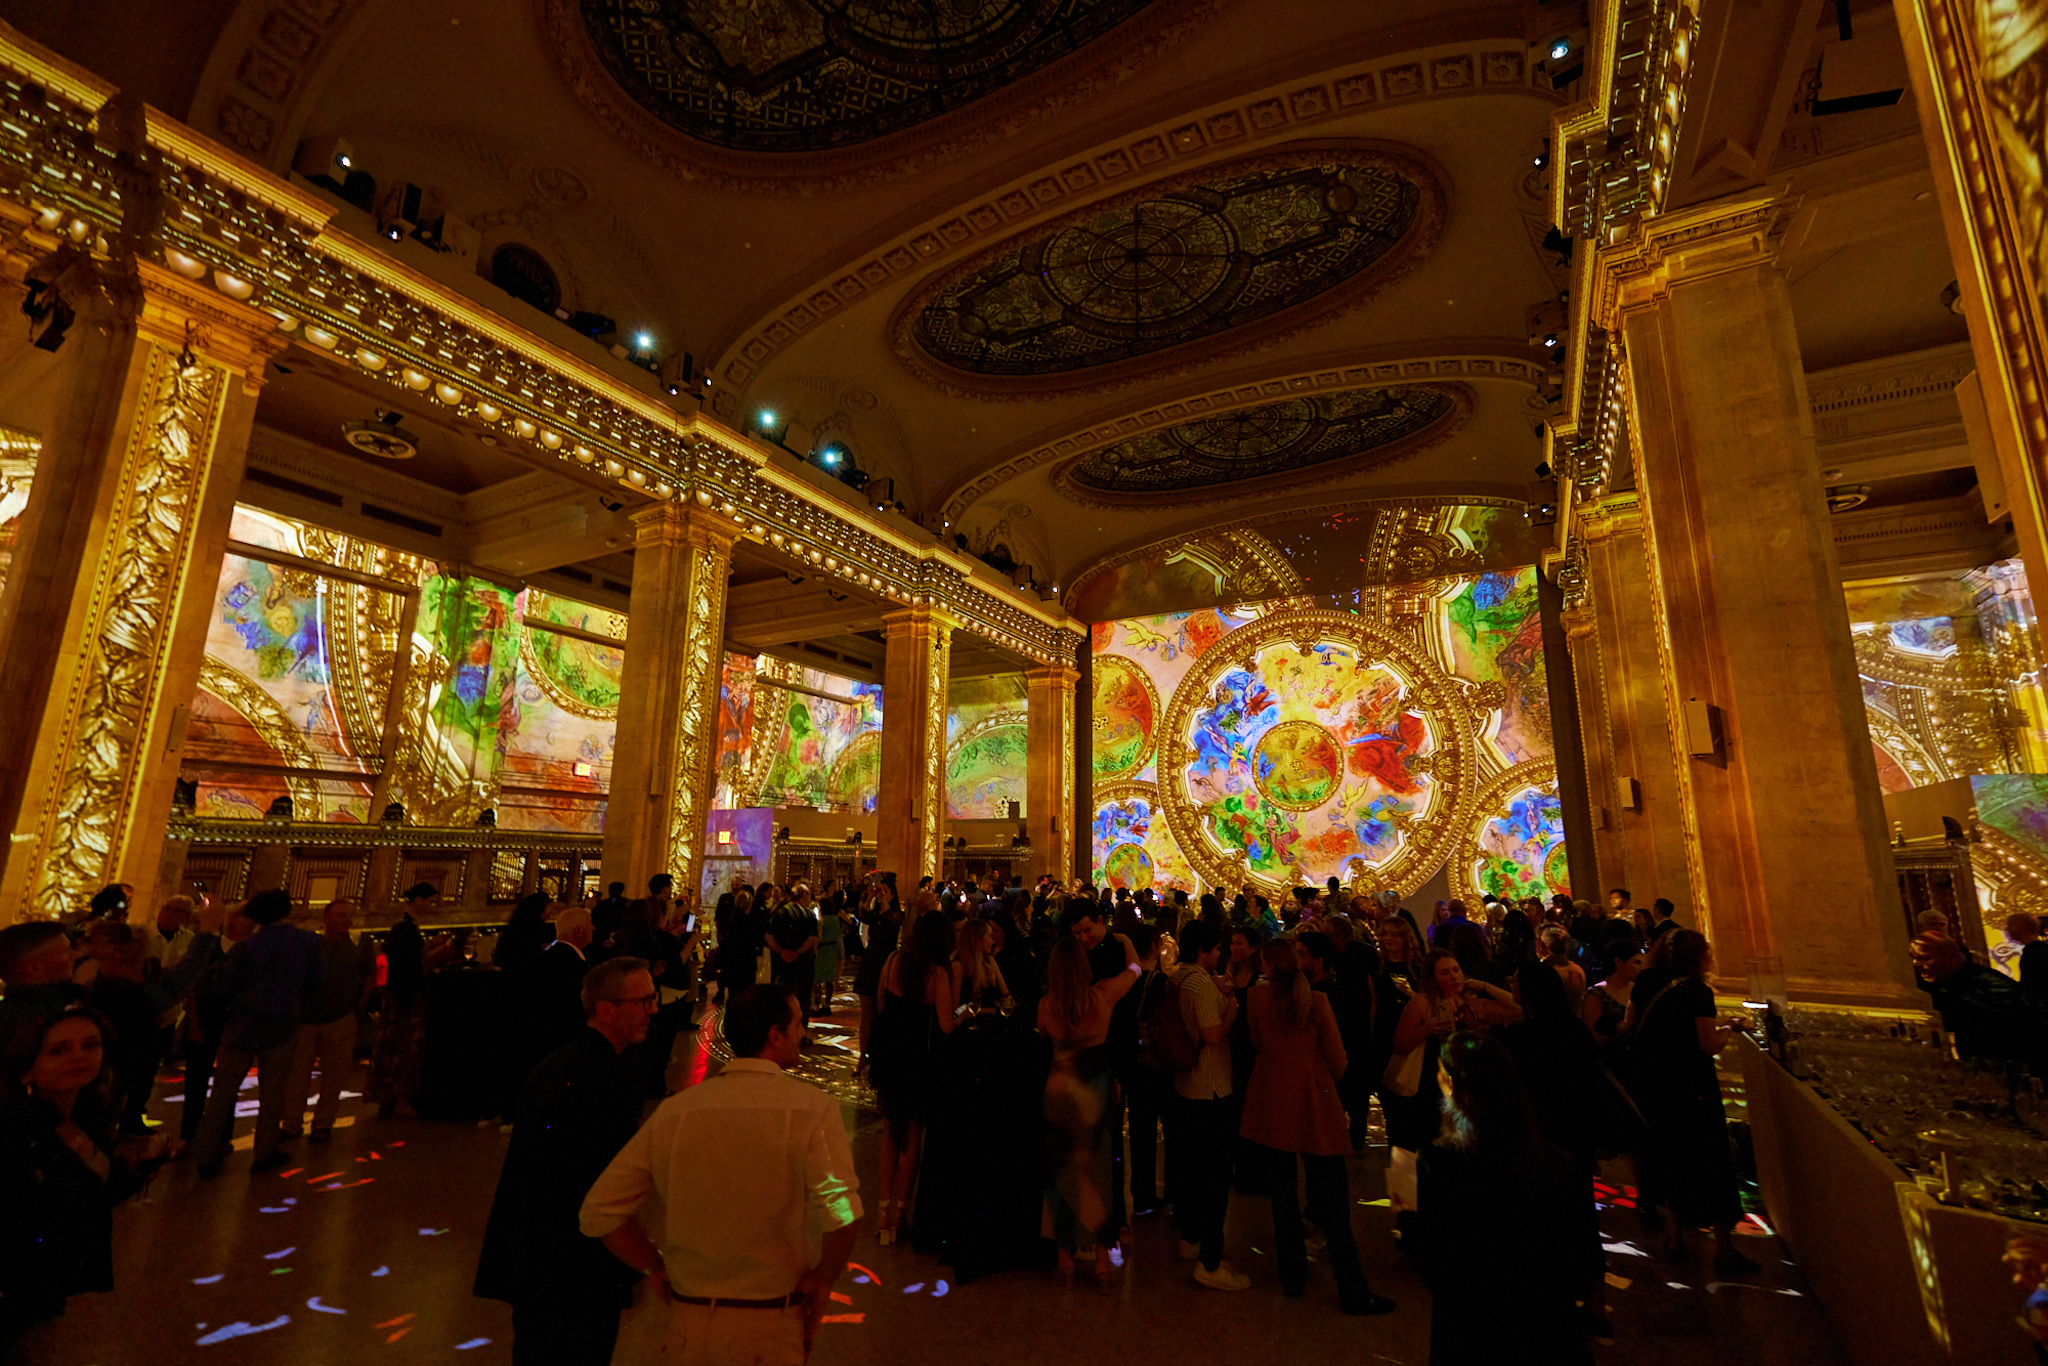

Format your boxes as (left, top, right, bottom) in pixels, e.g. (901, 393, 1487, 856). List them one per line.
(635, 332, 654, 350)
(1550, 38, 1571, 59)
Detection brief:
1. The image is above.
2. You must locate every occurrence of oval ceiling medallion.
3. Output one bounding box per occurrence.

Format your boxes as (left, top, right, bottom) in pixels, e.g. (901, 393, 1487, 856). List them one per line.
(899, 146, 1445, 391)
(573, 0, 1167, 154)
(1054, 382, 1470, 505)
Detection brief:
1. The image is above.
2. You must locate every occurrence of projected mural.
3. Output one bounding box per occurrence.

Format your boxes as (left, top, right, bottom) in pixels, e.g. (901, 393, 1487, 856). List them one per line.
(947, 674, 1029, 819)
(1091, 567, 1563, 897)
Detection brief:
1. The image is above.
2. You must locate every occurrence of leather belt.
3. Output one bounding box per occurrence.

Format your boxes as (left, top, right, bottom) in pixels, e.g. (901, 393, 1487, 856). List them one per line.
(674, 1292, 800, 1310)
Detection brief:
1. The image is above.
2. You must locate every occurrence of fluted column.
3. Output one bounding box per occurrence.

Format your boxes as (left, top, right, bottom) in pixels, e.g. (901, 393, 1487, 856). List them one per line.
(0, 256, 284, 922)
(1601, 192, 1912, 1003)
(878, 606, 952, 883)
(601, 504, 735, 903)
(1024, 663, 1078, 883)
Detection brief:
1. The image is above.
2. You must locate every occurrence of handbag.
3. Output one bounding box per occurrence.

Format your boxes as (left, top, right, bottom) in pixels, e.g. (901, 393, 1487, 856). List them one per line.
(1383, 1042, 1426, 1097)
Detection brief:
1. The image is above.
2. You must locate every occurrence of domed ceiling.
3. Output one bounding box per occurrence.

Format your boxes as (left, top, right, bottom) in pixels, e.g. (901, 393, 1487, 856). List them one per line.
(1055, 383, 1468, 503)
(902, 147, 1442, 385)
(574, 0, 1159, 153)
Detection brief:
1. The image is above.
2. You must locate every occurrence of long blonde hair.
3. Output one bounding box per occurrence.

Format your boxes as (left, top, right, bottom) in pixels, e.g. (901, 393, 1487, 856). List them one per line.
(1262, 938, 1313, 1034)
(1044, 937, 1097, 1036)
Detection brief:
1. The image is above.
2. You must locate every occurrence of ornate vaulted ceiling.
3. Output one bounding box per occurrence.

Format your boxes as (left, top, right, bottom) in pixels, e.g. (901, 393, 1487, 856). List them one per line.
(1057, 382, 1465, 502)
(573, 0, 1161, 153)
(903, 149, 1440, 386)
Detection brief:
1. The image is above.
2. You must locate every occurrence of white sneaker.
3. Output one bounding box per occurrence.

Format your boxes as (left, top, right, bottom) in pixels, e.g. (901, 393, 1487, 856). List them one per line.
(1193, 1261, 1251, 1291)
(1177, 1239, 1202, 1261)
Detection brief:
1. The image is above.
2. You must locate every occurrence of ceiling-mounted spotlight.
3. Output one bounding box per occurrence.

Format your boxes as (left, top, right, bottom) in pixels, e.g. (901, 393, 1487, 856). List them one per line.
(341, 409, 420, 459)
(1939, 280, 1964, 315)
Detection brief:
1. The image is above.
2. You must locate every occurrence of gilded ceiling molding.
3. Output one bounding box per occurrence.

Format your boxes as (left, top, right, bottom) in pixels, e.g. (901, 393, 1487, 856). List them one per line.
(184, 0, 386, 169)
(1049, 383, 1472, 509)
(940, 347, 1538, 523)
(1449, 758, 1562, 905)
(709, 41, 1555, 402)
(1064, 492, 1533, 614)
(890, 143, 1447, 398)
(0, 57, 1080, 663)
(546, 0, 1230, 194)
(196, 657, 329, 819)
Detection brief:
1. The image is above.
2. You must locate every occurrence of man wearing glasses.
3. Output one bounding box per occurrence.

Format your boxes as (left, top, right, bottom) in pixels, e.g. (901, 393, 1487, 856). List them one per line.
(475, 956, 658, 1365)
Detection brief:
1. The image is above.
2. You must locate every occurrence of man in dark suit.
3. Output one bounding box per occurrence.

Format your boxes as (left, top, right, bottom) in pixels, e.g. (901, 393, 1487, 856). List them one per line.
(475, 955, 656, 1365)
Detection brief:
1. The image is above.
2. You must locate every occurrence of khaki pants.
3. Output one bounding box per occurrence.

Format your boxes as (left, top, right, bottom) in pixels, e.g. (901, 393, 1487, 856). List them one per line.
(659, 1301, 803, 1366)
(285, 1015, 358, 1135)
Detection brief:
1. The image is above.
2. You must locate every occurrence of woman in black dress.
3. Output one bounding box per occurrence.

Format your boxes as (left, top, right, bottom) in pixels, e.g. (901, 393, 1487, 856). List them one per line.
(1417, 1032, 1591, 1365)
(1, 1003, 162, 1335)
(1628, 929, 1756, 1275)
(869, 909, 956, 1244)
(854, 881, 902, 1076)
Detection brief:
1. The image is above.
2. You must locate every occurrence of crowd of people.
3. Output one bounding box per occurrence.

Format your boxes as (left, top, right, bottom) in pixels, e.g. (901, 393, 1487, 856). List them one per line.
(9, 863, 2035, 1363)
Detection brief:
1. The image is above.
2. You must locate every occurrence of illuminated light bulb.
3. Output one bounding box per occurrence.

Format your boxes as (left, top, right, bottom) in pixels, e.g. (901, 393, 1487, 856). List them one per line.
(164, 248, 207, 279)
(1550, 39, 1571, 59)
(213, 270, 254, 300)
(303, 326, 339, 349)
(539, 430, 563, 450)
(627, 469, 646, 486)
(474, 402, 502, 423)
(433, 382, 464, 405)
(402, 369, 431, 390)
(759, 409, 776, 427)
(513, 419, 536, 439)
(635, 333, 654, 350)
(355, 348, 387, 371)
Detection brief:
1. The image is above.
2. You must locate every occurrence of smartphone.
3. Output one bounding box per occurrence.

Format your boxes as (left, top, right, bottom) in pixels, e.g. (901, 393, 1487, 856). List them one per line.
(685, 914, 697, 932)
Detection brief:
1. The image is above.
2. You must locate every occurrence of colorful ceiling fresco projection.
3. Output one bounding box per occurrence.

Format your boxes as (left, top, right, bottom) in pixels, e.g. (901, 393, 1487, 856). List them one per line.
(1065, 499, 1545, 623)
(714, 652, 761, 809)
(1091, 569, 1560, 896)
(1454, 764, 1568, 903)
(946, 674, 1028, 819)
(752, 659, 885, 813)
(497, 591, 623, 835)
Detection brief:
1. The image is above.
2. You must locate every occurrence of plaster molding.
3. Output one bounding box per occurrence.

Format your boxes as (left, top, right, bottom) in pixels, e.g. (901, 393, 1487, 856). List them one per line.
(939, 344, 1541, 522)
(708, 39, 1558, 406)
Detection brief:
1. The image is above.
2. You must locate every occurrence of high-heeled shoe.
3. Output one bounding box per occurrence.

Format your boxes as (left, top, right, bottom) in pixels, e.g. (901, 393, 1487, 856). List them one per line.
(876, 1199, 897, 1245)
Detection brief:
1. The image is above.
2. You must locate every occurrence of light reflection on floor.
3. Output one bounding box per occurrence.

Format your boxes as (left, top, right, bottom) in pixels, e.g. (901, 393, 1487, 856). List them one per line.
(14, 983, 1849, 1366)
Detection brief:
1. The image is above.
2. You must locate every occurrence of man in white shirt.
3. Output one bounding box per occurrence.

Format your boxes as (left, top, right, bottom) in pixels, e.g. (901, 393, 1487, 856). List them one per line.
(1166, 920, 1247, 1291)
(580, 983, 861, 1365)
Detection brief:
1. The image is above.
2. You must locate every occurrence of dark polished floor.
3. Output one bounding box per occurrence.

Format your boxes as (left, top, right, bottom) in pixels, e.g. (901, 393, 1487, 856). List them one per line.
(12, 988, 1849, 1366)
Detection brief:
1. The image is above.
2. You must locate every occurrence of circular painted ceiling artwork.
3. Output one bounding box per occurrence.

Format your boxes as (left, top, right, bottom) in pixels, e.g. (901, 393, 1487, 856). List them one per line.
(1156, 611, 1475, 895)
(1060, 384, 1464, 500)
(1092, 654, 1158, 780)
(576, 0, 1156, 153)
(908, 151, 1438, 379)
(1452, 761, 1567, 904)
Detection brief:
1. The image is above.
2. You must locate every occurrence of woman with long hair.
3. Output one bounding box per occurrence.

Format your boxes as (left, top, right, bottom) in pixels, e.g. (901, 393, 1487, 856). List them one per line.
(1416, 1033, 1592, 1364)
(1377, 915, 1420, 991)
(853, 881, 902, 1076)
(952, 918, 1009, 1009)
(869, 910, 958, 1245)
(1582, 928, 1647, 1049)
(1627, 929, 1755, 1274)
(1039, 927, 1141, 1288)
(494, 892, 554, 974)
(1381, 948, 1521, 1238)
(1240, 939, 1394, 1313)
(1, 1004, 165, 1332)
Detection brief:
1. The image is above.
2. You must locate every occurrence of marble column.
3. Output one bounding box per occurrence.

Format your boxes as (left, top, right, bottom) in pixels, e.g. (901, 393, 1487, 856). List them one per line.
(1602, 193, 1912, 1003)
(1566, 495, 1693, 907)
(601, 504, 734, 905)
(0, 257, 283, 922)
(877, 606, 952, 884)
(1024, 663, 1078, 884)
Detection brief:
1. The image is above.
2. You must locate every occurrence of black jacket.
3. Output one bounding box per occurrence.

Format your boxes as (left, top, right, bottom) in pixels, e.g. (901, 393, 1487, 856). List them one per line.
(474, 1027, 644, 1307)
(0, 1095, 140, 1326)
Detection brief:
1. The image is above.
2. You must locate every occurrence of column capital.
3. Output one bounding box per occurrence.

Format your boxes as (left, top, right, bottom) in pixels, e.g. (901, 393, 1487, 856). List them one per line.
(1591, 190, 1803, 331)
(882, 603, 959, 636)
(1024, 662, 1080, 689)
(628, 501, 741, 553)
(1576, 491, 1643, 544)
(133, 260, 291, 394)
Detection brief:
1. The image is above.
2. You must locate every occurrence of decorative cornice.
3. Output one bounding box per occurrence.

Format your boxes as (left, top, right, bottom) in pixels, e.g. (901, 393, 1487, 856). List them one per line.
(166, 814, 604, 853)
(940, 347, 1540, 522)
(0, 36, 1082, 664)
(709, 39, 1559, 406)
(1589, 190, 1803, 332)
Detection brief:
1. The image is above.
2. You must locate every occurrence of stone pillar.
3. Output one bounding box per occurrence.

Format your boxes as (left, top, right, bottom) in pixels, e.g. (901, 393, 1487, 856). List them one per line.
(1602, 194, 1912, 1003)
(1537, 569, 1599, 900)
(0, 257, 282, 922)
(1567, 495, 1693, 906)
(601, 503, 734, 905)
(877, 606, 952, 883)
(1024, 663, 1078, 884)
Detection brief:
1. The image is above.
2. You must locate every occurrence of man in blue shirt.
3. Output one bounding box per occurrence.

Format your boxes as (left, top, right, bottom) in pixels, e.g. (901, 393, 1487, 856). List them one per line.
(195, 889, 323, 1178)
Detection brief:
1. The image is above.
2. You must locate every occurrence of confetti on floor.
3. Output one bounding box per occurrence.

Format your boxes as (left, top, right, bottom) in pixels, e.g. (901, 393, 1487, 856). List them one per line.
(454, 1339, 491, 1350)
(307, 1297, 345, 1315)
(1605, 1273, 1632, 1290)
(264, 1247, 295, 1260)
(192, 1275, 223, 1285)
(371, 1266, 389, 1277)
(820, 1314, 865, 1325)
